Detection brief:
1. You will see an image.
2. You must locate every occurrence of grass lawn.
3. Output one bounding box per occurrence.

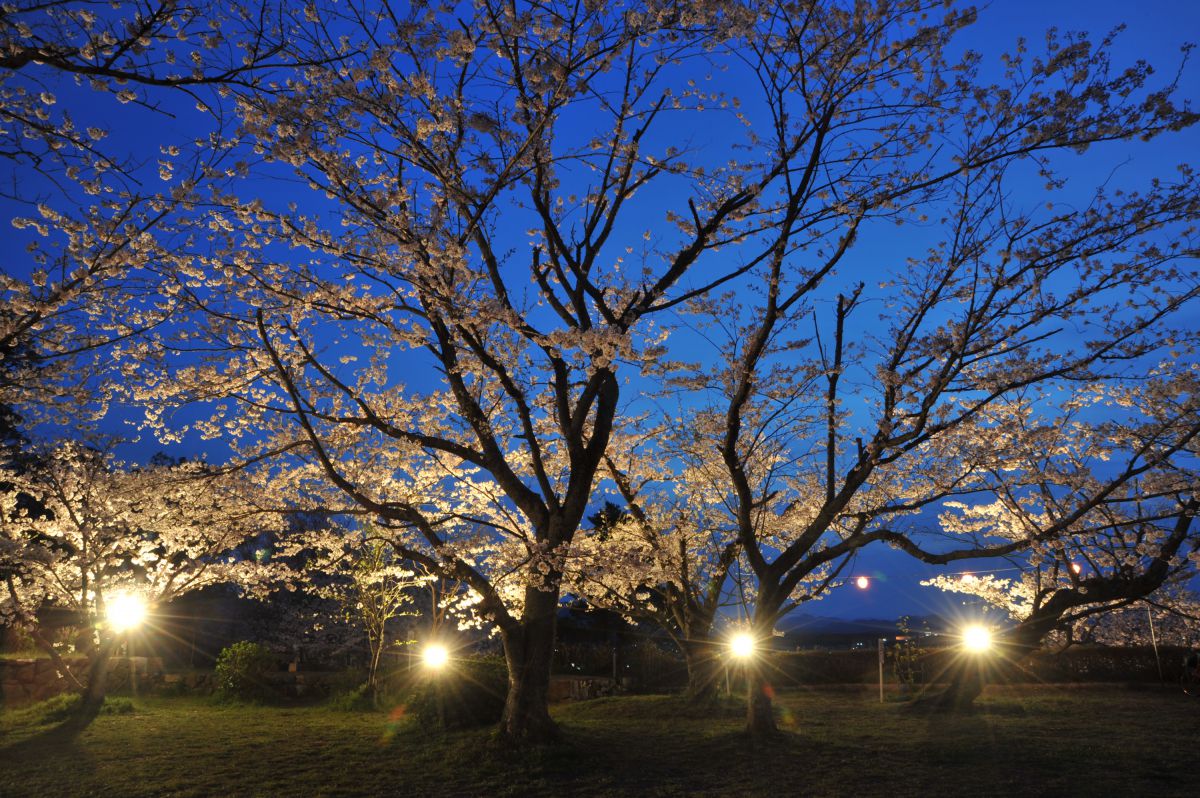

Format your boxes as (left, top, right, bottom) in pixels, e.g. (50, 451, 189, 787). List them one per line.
(1, 686, 1197, 797)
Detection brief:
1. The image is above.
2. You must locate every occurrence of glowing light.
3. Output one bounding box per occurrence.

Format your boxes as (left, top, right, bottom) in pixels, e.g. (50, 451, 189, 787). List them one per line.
(422, 643, 449, 669)
(855, 576, 870, 590)
(962, 625, 993, 653)
(730, 632, 755, 659)
(105, 592, 147, 633)
(960, 573, 976, 584)
(1070, 562, 1082, 574)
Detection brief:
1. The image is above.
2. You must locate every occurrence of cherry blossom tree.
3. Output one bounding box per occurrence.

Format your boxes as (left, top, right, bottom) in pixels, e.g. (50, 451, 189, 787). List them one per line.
(918, 380, 1200, 707)
(0, 1, 290, 425)
(107, 0, 1200, 742)
(645, 6, 1200, 733)
(132, 0, 772, 742)
(307, 532, 430, 699)
(685, 226, 1200, 734)
(1073, 585, 1200, 649)
(0, 440, 282, 731)
(924, 496, 1198, 706)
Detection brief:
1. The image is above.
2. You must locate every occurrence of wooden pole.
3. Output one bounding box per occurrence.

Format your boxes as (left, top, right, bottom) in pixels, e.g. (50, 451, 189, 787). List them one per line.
(878, 638, 885, 703)
(1146, 604, 1164, 683)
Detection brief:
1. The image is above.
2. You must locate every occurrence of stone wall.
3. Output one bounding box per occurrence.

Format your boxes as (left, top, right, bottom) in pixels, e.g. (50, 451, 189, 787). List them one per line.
(0, 657, 86, 706)
(0, 656, 165, 707)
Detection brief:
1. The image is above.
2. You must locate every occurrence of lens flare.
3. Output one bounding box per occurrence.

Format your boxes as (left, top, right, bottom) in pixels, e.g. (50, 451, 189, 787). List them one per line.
(962, 624, 992, 653)
(422, 643, 449, 669)
(730, 632, 755, 659)
(106, 592, 148, 633)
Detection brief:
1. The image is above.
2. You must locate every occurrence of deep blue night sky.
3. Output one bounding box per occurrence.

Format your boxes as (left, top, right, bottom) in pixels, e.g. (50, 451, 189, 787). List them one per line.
(4, 1, 1197, 621)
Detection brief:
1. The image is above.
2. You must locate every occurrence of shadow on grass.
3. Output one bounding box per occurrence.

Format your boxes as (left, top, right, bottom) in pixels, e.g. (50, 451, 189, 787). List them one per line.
(0, 721, 83, 757)
(0, 694, 136, 760)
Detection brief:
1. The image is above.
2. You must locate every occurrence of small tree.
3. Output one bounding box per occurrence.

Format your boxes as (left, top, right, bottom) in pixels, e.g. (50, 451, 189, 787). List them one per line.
(336, 538, 428, 697)
(890, 617, 928, 696)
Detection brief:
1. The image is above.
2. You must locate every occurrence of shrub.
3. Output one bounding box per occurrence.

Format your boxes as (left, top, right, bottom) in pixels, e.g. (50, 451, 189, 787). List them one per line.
(99, 696, 135, 715)
(213, 641, 277, 701)
(407, 656, 507, 730)
(329, 682, 376, 712)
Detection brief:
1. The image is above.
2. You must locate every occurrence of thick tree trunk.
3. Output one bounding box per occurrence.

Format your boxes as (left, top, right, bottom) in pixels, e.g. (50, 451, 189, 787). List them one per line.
(745, 661, 778, 737)
(498, 587, 560, 743)
(59, 636, 118, 736)
(912, 627, 1039, 711)
(742, 611, 779, 737)
(912, 656, 987, 711)
(682, 638, 723, 703)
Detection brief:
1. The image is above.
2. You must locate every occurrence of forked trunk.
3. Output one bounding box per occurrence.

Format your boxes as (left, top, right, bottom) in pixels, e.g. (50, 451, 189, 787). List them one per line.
(498, 587, 560, 743)
(367, 638, 384, 708)
(368, 634, 384, 685)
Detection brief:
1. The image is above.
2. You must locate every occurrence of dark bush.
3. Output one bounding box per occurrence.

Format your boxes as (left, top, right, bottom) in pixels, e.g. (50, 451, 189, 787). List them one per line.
(213, 641, 277, 701)
(1026, 645, 1189, 682)
(407, 656, 507, 730)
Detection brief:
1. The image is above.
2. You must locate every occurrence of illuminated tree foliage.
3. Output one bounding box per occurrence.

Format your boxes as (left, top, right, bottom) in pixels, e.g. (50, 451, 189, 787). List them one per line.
(309, 533, 429, 698)
(634, 6, 1200, 733)
(920, 385, 1200, 706)
(0, 440, 280, 730)
(0, 1, 287, 424)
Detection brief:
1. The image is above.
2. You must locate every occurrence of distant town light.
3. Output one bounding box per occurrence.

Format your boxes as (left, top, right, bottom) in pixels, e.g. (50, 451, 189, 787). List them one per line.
(423, 643, 449, 670)
(729, 631, 756, 659)
(962, 624, 993, 653)
(106, 592, 148, 633)
(855, 576, 870, 590)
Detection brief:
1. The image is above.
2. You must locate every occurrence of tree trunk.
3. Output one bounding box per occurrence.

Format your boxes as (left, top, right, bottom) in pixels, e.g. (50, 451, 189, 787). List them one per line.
(498, 587, 560, 743)
(59, 636, 118, 736)
(682, 638, 722, 703)
(742, 611, 779, 737)
(912, 626, 1040, 711)
(367, 636, 383, 708)
(745, 659, 778, 737)
(911, 656, 987, 711)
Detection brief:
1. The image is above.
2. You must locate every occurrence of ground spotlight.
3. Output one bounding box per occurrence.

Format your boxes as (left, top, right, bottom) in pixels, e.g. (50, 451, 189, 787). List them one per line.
(729, 631, 756, 659)
(423, 642, 450, 669)
(961, 624, 993, 653)
(106, 592, 148, 633)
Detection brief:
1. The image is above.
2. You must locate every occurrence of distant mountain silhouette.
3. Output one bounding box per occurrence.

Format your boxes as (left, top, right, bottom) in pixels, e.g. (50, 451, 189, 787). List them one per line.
(776, 612, 949, 648)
